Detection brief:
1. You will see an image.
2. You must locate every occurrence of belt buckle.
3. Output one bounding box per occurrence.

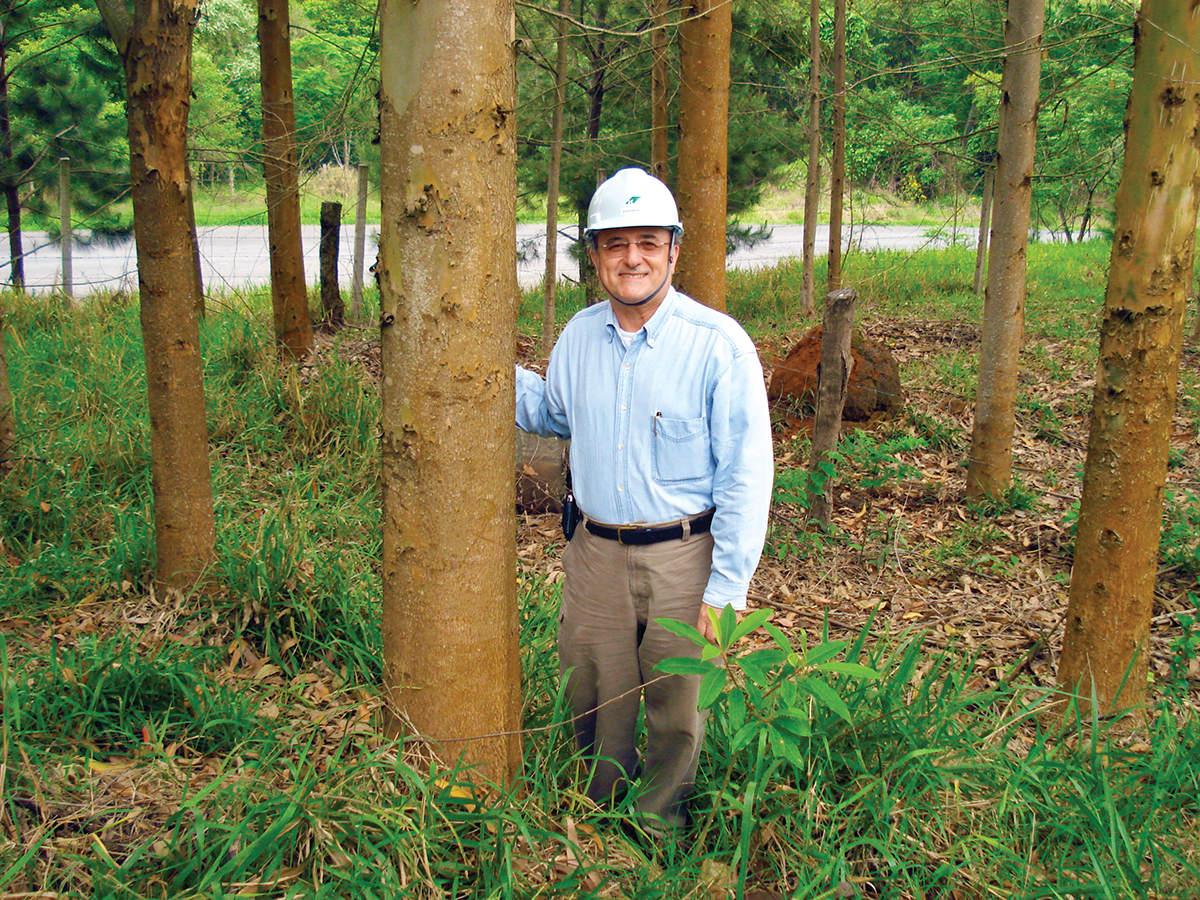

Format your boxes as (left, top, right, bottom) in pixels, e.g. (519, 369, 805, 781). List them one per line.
(615, 524, 640, 545)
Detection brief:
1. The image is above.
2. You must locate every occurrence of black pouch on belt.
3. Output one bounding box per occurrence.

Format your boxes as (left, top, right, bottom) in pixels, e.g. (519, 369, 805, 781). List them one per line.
(561, 489, 581, 541)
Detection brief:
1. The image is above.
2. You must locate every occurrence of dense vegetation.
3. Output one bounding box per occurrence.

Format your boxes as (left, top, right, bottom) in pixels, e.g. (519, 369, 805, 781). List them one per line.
(2, 241, 1198, 896)
(2, 0, 1137, 239)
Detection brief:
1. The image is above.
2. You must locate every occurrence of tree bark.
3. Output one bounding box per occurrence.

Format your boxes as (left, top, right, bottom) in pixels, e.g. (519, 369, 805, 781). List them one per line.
(319, 200, 344, 329)
(675, 0, 730, 312)
(352, 163, 368, 322)
(97, 0, 216, 589)
(800, 0, 820, 317)
(973, 166, 994, 297)
(258, 0, 313, 359)
(377, 0, 522, 786)
(650, 0, 669, 183)
(827, 0, 846, 293)
(0, 15, 24, 294)
(1057, 0, 1200, 717)
(543, 0, 569, 356)
(807, 289, 856, 526)
(965, 0, 1046, 500)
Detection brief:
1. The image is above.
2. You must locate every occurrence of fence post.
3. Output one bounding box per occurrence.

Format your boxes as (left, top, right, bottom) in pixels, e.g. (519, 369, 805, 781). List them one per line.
(59, 157, 73, 302)
(807, 287, 857, 526)
(351, 164, 368, 321)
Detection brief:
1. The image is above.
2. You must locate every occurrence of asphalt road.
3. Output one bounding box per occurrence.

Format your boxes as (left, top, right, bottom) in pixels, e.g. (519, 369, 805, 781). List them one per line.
(5, 222, 976, 297)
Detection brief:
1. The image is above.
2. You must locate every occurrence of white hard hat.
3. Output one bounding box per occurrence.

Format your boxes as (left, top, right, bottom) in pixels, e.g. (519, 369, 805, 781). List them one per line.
(584, 168, 683, 241)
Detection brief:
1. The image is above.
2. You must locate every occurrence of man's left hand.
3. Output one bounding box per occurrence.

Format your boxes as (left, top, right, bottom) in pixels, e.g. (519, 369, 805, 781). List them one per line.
(697, 606, 737, 644)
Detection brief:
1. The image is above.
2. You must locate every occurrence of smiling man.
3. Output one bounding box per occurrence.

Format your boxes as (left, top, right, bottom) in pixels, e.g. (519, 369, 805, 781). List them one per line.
(515, 168, 773, 835)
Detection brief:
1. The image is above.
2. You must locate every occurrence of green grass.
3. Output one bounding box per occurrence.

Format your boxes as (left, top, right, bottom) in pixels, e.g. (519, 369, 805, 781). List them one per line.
(1, 235, 1198, 897)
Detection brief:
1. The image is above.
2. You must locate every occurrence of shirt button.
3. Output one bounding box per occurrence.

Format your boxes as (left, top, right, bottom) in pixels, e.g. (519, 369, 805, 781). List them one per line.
(621, 403, 627, 410)
(624, 364, 631, 370)
(618, 443, 624, 450)
(617, 486, 624, 492)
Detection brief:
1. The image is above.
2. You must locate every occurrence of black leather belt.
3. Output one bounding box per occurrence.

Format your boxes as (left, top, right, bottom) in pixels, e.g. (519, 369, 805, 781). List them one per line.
(585, 509, 715, 545)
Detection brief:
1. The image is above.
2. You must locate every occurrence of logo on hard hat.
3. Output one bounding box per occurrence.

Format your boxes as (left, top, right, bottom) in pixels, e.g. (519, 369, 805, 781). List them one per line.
(625, 196, 641, 205)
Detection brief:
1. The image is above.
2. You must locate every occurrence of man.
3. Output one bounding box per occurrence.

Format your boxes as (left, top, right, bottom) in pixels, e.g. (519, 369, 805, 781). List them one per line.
(515, 168, 773, 833)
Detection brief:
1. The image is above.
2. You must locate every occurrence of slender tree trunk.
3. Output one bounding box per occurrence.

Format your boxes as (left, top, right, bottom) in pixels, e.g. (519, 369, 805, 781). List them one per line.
(1057, 0, 1200, 718)
(0, 19, 24, 294)
(650, 0, 669, 182)
(675, 0, 730, 312)
(0, 297, 13, 475)
(377, 0, 521, 786)
(965, 0, 1046, 500)
(96, 0, 216, 590)
(258, 0, 313, 359)
(973, 166, 994, 297)
(800, 0, 820, 317)
(826, 0, 846, 292)
(352, 163, 368, 322)
(319, 200, 344, 329)
(543, 0, 569, 356)
(807, 289, 856, 526)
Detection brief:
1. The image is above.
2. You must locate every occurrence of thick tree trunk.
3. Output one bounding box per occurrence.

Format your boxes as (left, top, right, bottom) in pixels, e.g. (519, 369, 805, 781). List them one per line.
(965, 0, 1045, 500)
(650, 0, 669, 182)
(1057, 0, 1200, 717)
(258, 0, 313, 359)
(827, 0, 846, 292)
(543, 0, 569, 356)
(675, 0, 730, 312)
(800, 0, 820, 317)
(377, 0, 522, 786)
(98, 0, 216, 589)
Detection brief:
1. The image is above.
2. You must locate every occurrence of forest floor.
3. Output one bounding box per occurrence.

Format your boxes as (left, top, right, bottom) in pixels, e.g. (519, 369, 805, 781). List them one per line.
(505, 314, 1200, 715)
(4, 249, 1200, 896)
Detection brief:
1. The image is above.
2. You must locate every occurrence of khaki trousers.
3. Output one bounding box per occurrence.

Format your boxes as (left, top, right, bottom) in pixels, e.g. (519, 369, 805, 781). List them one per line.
(558, 523, 714, 830)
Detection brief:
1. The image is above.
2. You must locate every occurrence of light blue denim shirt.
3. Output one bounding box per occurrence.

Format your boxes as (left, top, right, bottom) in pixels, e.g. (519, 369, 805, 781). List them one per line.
(515, 288, 773, 610)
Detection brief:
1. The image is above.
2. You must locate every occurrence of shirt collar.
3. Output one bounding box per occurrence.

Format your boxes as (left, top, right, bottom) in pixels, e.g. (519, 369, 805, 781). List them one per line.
(603, 287, 678, 349)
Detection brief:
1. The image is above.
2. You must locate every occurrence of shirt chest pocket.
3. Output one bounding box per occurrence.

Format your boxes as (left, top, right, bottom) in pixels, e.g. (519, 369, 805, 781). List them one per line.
(652, 414, 712, 483)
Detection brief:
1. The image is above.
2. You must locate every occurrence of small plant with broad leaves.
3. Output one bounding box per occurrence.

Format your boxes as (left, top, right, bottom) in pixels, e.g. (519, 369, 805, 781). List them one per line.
(655, 606, 880, 766)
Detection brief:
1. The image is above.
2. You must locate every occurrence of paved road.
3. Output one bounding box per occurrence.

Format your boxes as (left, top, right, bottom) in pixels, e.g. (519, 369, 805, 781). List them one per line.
(5, 222, 977, 297)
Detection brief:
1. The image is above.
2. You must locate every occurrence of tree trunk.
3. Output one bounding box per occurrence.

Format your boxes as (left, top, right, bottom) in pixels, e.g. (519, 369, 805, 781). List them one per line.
(650, 0, 669, 182)
(377, 0, 521, 787)
(543, 0, 569, 356)
(319, 200, 344, 329)
(97, 0, 216, 590)
(973, 166, 994, 297)
(965, 0, 1046, 500)
(807, 289, 856, 526)
(258, 0, 313, 360)
(675, 0, 730, 312)
(826, 0, 846, 293)
(800, 0, 820, 317)
(0, 18, 24, 294)
(0, 297, 13, 475)
(1057, 0, 1200, 717)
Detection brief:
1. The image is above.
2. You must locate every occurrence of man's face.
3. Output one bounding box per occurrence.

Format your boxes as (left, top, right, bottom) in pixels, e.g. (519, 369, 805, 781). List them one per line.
(590, 226, 679, 308)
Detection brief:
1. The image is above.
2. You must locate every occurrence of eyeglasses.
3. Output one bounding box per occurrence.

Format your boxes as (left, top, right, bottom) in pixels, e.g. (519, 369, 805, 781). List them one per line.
(597, 238, 671, 257)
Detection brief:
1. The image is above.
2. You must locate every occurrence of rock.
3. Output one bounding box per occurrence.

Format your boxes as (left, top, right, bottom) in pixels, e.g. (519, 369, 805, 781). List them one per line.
(516, 429, 569, 513)
(768, 326, 903, 420)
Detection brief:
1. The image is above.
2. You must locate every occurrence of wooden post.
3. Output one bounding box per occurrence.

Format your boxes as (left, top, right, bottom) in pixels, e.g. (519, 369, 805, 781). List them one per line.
(58, 157, 72, 301)
(320, 200, 344, 329)
(807, 287, 856, 526)
(352, 163, 368, 321)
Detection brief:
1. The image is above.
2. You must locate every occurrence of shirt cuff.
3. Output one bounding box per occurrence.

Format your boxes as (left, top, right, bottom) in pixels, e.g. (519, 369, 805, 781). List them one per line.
(702, 575, 749, 611)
